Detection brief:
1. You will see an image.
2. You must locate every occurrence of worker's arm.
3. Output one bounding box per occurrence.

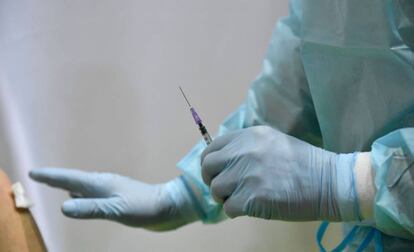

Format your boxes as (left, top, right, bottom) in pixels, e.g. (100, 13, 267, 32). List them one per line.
(0, 169, 46, 252)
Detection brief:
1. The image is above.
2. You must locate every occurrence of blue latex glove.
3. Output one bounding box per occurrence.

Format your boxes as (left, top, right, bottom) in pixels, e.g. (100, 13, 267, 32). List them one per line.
(201, 126, 359, 221)
(29, 168, 199, 231)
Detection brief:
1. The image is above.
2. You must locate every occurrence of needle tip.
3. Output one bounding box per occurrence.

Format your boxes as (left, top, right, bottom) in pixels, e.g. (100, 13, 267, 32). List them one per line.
(178, 85, 192, 108)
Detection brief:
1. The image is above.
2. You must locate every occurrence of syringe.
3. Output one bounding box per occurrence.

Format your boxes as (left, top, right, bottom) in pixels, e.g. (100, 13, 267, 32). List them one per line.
(179, 86, 212, 145)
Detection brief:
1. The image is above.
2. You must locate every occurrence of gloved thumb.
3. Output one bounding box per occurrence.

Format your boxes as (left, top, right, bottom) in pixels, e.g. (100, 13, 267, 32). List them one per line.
(62, 198, 119, 220)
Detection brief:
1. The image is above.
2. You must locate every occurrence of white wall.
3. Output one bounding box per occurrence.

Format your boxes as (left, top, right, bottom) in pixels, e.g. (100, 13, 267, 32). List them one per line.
(0, 1, 341, 251)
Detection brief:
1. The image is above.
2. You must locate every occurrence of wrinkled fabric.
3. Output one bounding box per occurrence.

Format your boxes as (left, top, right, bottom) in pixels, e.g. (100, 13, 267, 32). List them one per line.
(178, 0, 414, 250)
(371, 129, 414, 240)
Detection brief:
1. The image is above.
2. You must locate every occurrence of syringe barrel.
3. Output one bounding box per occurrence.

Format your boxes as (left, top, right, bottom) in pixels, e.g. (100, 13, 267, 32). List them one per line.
(198, 123, 212, 145)
(203, 133, 212, 145)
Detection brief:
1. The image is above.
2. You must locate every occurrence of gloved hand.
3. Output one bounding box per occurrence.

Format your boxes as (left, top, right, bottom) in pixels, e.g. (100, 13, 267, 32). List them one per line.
(29, 168, 199, 231)
(201, 126, 359, 221)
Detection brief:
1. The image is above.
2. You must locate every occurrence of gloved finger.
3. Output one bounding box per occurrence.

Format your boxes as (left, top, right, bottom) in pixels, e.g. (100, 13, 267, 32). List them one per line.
(201, 150, 230, 185)
(209, 172, 237, 204)
(62, 197, 121, 220)
(223, 195, 245, 218)
(200, 130, 242, 164)
(29, 167, 112, 196)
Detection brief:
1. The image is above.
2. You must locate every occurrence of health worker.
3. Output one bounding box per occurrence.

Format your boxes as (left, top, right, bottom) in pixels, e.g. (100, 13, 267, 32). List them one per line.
(30, 0, 414, 251)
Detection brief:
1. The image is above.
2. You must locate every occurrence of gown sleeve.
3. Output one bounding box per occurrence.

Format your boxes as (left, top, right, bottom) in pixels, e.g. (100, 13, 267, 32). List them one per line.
(371, 128, 414, 240)
(176, 4, 322, 223)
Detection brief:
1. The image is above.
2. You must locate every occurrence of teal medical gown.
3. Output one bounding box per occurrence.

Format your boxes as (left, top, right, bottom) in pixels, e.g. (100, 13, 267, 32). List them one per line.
(178, 0, 414, 250)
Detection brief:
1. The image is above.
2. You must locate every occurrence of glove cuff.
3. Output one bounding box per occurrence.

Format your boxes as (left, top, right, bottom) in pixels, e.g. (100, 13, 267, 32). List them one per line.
(163, 176, 200, 225)
(353, 152, 375, 221)
(336, 153, 360, 221)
